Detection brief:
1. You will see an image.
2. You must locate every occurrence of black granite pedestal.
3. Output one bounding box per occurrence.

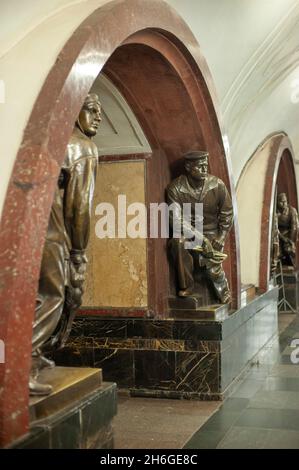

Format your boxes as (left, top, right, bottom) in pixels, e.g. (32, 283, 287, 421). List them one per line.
(10, 367, 117, 449)
(53, 287, 278, 401)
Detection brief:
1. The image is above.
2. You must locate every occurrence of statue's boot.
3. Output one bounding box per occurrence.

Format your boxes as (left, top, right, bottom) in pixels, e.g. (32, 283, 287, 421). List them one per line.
(40, 355, 55, 369)
(178, 288, 194, 297)
(29, 376, 53, 396)
(32, 348, 55, 369)
(29, 351, 54, 395)
(37, 349, 55, 369)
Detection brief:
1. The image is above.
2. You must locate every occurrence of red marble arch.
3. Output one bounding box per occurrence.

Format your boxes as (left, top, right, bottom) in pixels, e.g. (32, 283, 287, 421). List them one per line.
(259, 134, 298, 292)
(0, 0, 240, 446)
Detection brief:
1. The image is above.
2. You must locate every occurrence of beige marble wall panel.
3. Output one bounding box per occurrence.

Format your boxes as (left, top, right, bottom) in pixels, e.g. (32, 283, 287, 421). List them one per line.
(83, 161, 148, 308)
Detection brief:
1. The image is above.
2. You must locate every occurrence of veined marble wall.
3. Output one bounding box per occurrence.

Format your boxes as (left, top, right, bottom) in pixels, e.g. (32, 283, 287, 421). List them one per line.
(82, 160, 148, 308)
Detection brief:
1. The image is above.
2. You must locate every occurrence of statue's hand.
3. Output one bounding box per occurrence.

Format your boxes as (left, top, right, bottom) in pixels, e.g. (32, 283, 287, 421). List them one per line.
(202, 237, 214, 257)
(66, 259, 86, 312)
(69, 258, 86, 288)
(212, 235, 226, 252)
(70, 251, 88, 266)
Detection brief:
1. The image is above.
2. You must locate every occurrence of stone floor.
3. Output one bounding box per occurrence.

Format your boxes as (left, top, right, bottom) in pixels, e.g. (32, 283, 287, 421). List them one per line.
(114, 395, 220, 449)
(113, 313, 299, 449)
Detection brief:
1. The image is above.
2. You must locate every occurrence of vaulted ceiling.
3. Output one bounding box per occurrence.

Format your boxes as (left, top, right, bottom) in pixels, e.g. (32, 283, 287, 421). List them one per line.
(167, 0, 299, 181)
(1, 0, 299, 184)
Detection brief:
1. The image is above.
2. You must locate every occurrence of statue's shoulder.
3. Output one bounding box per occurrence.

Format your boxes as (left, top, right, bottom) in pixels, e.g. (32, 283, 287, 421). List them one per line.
(289, 205, 299, 217)
(64, 127, 98, 168)
(167, 174, 188, 193)
(206, 174, 225, 190)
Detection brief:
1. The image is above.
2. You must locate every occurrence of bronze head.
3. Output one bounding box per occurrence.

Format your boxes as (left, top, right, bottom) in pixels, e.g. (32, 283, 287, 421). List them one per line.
(77, 93, 102, 137)
(184, 150, 209, 182)
(277, 192, 288, 211)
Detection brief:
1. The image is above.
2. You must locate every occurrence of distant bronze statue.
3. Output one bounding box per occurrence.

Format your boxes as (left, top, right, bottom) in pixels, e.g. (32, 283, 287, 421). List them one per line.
(277, 193, 299, 268)
(167, 151, 233, 304)
(30, 93, 102, 395)
(270, 214, 280, 276)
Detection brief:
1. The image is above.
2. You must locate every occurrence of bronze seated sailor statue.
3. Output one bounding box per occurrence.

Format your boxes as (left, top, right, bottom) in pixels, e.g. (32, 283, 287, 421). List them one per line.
(167, 150, 233, 305)
(276, 192, 299, 268)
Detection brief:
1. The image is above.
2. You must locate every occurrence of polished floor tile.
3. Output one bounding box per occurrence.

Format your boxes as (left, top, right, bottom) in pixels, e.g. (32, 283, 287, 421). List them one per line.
(269, 363, 299, 378)
(185, 313, 299, 449)
(217, 426, 299, 449)
(263, 376, 299, 392)
(249, 389, 299, 410)
(184, 430, 226, 449)
(231, 378, 264, 399)
(199, 410, 240, 433)
(235, 407, 299, 432)
(217, 397, 249, 412)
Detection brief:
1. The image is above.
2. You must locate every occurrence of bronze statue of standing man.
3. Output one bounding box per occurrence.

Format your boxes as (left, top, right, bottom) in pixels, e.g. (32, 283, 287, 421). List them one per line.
(167, 151, 233, 304)
(30, 93, 102, 395)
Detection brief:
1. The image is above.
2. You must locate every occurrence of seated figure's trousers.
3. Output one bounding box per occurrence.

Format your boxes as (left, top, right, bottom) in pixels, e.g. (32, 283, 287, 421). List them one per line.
(169, 238, 229, 302)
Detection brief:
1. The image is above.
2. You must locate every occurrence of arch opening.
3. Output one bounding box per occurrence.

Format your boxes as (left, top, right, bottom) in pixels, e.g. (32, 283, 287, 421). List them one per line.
(237, 133, 298, 293)
(101, 35, 240, 315)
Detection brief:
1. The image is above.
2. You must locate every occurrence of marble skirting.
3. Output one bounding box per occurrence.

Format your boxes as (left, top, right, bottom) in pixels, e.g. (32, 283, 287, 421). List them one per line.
(53, 288, 278, 400)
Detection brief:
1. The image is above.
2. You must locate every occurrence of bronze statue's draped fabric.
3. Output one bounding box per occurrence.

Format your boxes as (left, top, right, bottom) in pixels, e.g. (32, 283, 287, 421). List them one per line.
(33, 127, 98, 352)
